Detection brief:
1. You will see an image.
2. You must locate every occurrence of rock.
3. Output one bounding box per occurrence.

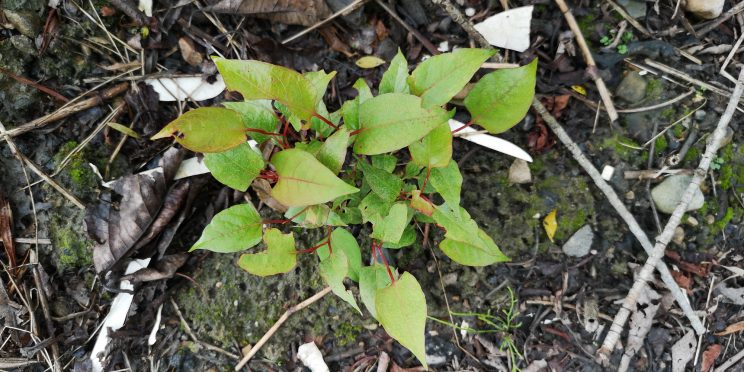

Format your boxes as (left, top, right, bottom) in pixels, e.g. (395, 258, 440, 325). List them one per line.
(625, 112, 655, 143)
(651, 175, 705, 214)
(508, 159, 532, 184)
(618, 0, 647, 19)
(720, 126, 734, 148)
(685, 0, 724, 19)
(562, 225, 594, 257)
(425, 335, 459, 367)
(2, 10, 41, 38)
(686, 216, 699, 227)
(616, 71, 647, 103)
(694, 110, 707, 121)
(672, 227, 685, 245)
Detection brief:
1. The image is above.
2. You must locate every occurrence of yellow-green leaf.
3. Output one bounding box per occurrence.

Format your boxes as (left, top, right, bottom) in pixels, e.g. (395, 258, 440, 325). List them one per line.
(464, 59, 537, 133)
(239, 228, 297, 276)
(359, 264, 392, 319)
(356, 55, 386, 69)
(214, 58, 319, 122)
(151, 107, 246, 153)
(107, 122, 140, 138)
(271, 149, 359, 207)
(354, 93, 451, 155)
(222, 100, 279, 144)
(408, 48, 495, 108)
(317, 228, 362, 282)
(429, 160, 462, 208)
(376, 272, 428, 369)
(190, 203, 262, 252)
(371, 203, 409, 244)
(408, 121, 452, 169)
(543, 209, 557, 243)
(204, 143, 264, 192)
(433, 205, 509, 266)
(319, 249, 361, 313)
(379, 49, 410, 94)
(317, 126, 349, 174)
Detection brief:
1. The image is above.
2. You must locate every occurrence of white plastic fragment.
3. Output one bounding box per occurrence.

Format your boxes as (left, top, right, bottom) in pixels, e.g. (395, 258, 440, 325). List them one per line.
(138, 0, 152, 16)
(146, 75, 225, 102)
(449, 119, 533, 162)
(601, 165, 615, 181)
(91, 258, 152, 372)
(148, 303, 163, 346)
(671, 330, 696, 372)
(297, 342, 330, 372)
(438, 41, 449, 52)
(474, 6, 534, 52)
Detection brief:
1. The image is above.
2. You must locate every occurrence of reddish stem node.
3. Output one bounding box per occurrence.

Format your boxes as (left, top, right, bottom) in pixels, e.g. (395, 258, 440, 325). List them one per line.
(421, 167, 432, 193)
(451, 120, 474, 134)
(313, 113, 338, 130)
(373, 240, 395, 283)
(349, 128, 365, 136)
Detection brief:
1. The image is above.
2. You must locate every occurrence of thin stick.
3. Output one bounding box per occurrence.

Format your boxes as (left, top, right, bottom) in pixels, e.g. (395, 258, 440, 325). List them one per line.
(30, 251, 60, 372)
(605, 0, 651, 37)
(429, 0, 491, 49)
(597, 68, 744, 362)
(3, 82, 129, 138)
(234, 287, 332, 370)
(530, 99, 706, 349)
(282, 0, 366, 44)
(554, 0, 618, 122)
(695, 1, 744, 37)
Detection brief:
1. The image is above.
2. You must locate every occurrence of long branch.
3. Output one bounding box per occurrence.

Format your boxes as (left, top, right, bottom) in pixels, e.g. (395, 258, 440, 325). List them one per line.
(530, 98, 706, 346)
(596, 68, 744, 361)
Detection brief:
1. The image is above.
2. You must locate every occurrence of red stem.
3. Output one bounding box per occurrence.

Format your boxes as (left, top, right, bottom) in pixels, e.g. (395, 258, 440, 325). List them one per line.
(349, 128, 365, 136)
(421, 167, 432, 193)
(451, 120, 474, 134)
(245, 128, 283, 137)
(313, 113, 338, 130)
(374, 240, 395, 284)
(326, 226, 333, 255)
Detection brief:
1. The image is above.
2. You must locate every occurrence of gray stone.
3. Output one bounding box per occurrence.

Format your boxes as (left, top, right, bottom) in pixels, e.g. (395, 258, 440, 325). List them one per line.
(651, 175, 705, 214)
(618, 0, 647, 19)
(562, 225, 594, 257)
(616, 71, 647, 103)
(508, 159, 532, 184)
(685, 0, 724, 19)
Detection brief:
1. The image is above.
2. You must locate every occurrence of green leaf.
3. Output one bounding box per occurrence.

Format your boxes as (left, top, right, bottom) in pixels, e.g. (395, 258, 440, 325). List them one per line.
(305, 71, 337, 138)
(433, 205, 509, 266)
(238, 228, 296, 276)
(409, 189, 434, 216)
(214, 58, 319, 122)
(430, 160, 462, 208)
(317, 228, 362, 282)
(222, 100, 279, 144)
(382, 224, 416, 249)
(151, 107, 246, 153)
(376, 272, 428, 369)
(354, 93, 451, 155)
(317, 126, 349, 174)
(294, 140, 323, 156)
(371, 203, 409, 243)
(408, 121, 452, 169)
(359, 160, 404, 203)
(464, 59, 537, 133)
(356, 55, 386, 69)
(371, 154, 398, 173)
(359, 192, 394, 225)
(319, 249, 362, 313)
(204, 143, 264, 192)
(408, 48, 495, 108)
(190, 203, 262, 252)
(284, 205, 346, 228)
(342, 79, 373, 132)
(107, 122, 140, 138)
(271, 149, 359, 207)
(379, 49, 410, 94)
(354, 78, 373, 101)
(304, 70, 336, 100)
(359, 264, 392, 319)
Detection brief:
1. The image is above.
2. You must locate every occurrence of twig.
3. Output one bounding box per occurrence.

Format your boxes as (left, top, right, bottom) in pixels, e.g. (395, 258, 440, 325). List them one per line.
(30, 251, 60, 372)
(282, 0, 367, 44)
(554, 0, 618, 122)
(3, 82, 129, 138)
(695, 1, 744, 37)
(596, 68, 744, 362)
(429, 0, 491, 49)
(530, 98, 706, 356)
(375, 0, 440, 56)
(0, 68, 69, 103)
(624, 169, 693, 180)
(642, 59, 741, 105)
(604, 0, 651, 37)
(169, 298, 240, 360)
(234, 287, 332, 370)
(715, 347, 744, 372)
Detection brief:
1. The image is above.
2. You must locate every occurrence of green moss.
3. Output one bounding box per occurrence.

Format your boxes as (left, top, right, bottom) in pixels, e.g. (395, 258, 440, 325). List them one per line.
(654, 136, 668, 154)
(335, 322, 362, 346)
(49, 211, 92, 271)
(577, 15, 597, 42)
(53, 141, 98, 198)
(684, 147, 700, 163)
(720, 164, 734, 190)
(644, 79, 664, 100)
(672, 124, 686, 138)
(660, 107, 676, 121)
(600, 135, 644, 163)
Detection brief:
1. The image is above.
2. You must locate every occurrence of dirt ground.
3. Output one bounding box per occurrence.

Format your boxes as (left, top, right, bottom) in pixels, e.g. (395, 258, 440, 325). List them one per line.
(2, 0, 744, 370)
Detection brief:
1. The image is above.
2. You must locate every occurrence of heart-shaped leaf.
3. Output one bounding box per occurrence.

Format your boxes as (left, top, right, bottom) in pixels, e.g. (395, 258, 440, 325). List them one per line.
(222, 100, 279, 144)
(359, 159, 404, 203)
(204, 143, 265, 191)
(284, 205, 346, 228)
(214, 58, 319, 122)
(376, 272, 428, 369)
(359, 264, 392, 319)
(238, 228, 296, 276)
(152, 107, 246, 153)
(271, 149, 359, 207)
(408, 48, 495, 108)
(354, 93, 450, 155)
(190, 203, 262, 253)
(464, 59, 537, 133)
(371, 203, 409, 244)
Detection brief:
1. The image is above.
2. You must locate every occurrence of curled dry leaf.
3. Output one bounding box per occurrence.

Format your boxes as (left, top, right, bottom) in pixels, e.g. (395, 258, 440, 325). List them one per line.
(120, 253, 188, 283)
(701, 343, 721, 372)
(204, 0, 331, 26)
(178, 37, 203, 66)
(0, 193, 15, 270)
(86, 148, 184, 273)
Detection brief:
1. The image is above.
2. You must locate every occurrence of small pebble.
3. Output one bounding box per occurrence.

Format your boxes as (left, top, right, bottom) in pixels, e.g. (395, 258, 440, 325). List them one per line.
(601, 165, 615, 181)
(706, 215, 715, 225)
(686, 216, 699, 227)
(685, 0, 724, 19)
(508, 159, 532, 184)
(625, 191, 635, 200)
(694, 110, 707, 121)
(465, 7, 476, 16)
(672, 226, 685, 245)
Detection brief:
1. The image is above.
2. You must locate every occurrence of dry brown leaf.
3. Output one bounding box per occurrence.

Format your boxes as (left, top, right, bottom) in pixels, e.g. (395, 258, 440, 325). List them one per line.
(0, 193, 15, 270)
(178, 37, 203, 66)
(701, 344, 722, 372)
(205, 0, 331, 26)
(120, 253, 188, 283)
(715, 320, 744, 336)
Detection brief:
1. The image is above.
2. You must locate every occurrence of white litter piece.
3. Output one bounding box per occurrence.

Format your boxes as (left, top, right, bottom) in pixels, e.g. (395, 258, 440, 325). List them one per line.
(474, 6, 534, 52)
(138, 0, 152, 16)
(297, 342, 330, 372)
(601, 165, 615, 181)
(90, 258, 152, 372)
(148, 303, 163, 346)
(449, 119, 533, 162)
(671, 330, 696, 372)
(173, 140, 259, 180)
(146, 75, 225, 102)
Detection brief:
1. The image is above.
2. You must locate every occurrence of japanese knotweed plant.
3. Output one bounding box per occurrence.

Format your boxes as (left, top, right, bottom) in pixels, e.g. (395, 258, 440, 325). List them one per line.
(152, 48, 536, 368)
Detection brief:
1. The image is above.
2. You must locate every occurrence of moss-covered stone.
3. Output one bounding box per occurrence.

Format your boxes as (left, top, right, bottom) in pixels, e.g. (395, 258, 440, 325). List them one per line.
(49, 208, 92, 271)
(53, 141, 99, 200)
